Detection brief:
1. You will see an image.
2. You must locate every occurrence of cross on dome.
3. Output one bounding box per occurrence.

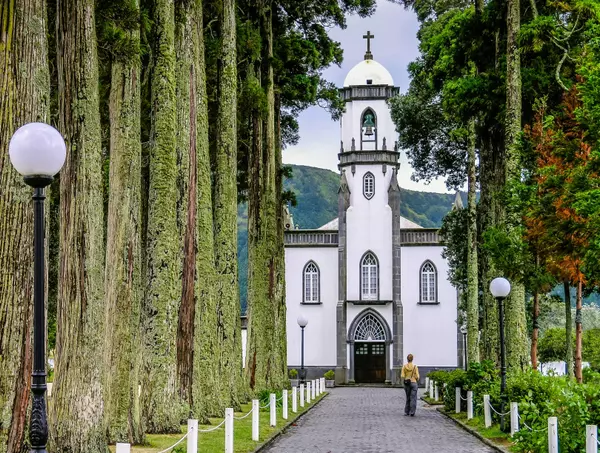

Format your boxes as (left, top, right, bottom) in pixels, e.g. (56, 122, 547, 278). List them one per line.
(363, 31, 374, 60)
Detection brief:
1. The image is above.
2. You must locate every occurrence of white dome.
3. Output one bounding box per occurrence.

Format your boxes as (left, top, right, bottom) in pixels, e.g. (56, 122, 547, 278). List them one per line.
(343, 59, 394, 87)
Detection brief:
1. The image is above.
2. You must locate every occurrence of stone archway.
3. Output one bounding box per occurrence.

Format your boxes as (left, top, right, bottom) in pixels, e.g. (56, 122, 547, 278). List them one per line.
(348, 309, 392, 383)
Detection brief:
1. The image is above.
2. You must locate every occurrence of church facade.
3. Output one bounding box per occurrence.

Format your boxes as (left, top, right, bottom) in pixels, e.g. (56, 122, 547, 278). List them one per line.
(283, 36, 461, 385)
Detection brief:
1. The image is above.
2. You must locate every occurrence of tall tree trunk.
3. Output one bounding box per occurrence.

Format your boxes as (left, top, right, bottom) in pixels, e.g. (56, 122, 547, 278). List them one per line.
(142, 0, 183, 433)
(466, 120, 479, 365)
(531, 291, 539, 370)
(175, 0, 198, 407)
(0, 1, 49, 450)
(504, 0, 529, 370)
(103, 3, 143, 442)
(564, 281, 574, 378)
(189, 0, 221, 417)
(479, 135, 500, 364)
(245, 1, 286, 392)
(51, 0, 106, 451)
(575, 279, 583, 383)
(213, 0, 243, 407)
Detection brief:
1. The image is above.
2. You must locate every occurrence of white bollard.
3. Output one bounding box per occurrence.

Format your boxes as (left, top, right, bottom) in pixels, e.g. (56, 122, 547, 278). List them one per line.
(434, 384, 439, 402)
(115, 444, 130, 453)
(187, 419, 198, 453)
(307, 382, 311, 403)
(467, 391, 473, 420)
(292, 386, 298, 413)
(270, 393, 276, 427)
(429, 380, 434, 397)
(484, 395, 492, 428)
(425, 377, 430, 393)
(455, 388, 461, 413)
(252, 399, 259, 441)
(548, 417, 558, 453)
(317, 378, 321, 395)
(322, 377, 326, 392)
(586, 425, 598, 453)
(312, 380, 316, 399)
(225, 408, 234, 453)
(283, 390, 288, 420)
(300, 384, 305, 407)
(510, 402, 519, 435)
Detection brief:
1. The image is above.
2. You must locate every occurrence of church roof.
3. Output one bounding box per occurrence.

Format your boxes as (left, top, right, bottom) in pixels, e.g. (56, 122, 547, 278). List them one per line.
(343, 59, 394, 87)
(318, 216, 423, 230)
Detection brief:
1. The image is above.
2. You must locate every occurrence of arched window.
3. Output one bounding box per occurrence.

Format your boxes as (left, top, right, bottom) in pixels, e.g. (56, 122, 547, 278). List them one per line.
(363, 172, 375, 200)
(360, 252, 378, 300)
(360, 108, 377, 150)
(303, 261, 320, 303)
(420, 261, 437, 304)
(354, 313, 386, 341)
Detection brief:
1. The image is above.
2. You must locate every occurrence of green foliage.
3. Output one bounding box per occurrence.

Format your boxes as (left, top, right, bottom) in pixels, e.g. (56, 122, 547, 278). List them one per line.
(289, 369, 298, 378)
(324, 370, 335, 380)
(439, 207, 468, 292)
(538, 327, 574, 363)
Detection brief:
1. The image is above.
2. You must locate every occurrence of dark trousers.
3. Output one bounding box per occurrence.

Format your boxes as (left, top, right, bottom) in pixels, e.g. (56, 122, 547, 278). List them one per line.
(404, 382, 418, 415)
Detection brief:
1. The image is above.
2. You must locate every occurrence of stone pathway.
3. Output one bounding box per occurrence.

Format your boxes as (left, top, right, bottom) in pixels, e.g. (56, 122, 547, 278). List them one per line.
(264, 387, 496, 453)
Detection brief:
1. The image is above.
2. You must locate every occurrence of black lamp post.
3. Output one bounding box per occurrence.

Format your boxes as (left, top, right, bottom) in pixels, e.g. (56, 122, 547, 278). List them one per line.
(297, 316, 308, 383)
(460, 325, 468, 370)
(9, 122, 66, 453)
(489, 277, 511, 433)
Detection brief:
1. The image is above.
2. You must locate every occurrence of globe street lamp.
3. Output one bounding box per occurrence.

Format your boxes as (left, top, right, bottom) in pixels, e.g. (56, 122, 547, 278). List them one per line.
(9, 123, 66, 453)
(297, 316, 308, 383)
(460, 325, 468, 370)
(489, 277, 511, 433)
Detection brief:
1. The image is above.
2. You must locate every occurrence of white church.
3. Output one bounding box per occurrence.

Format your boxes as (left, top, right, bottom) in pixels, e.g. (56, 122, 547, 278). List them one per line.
(283, 34, 461, 385)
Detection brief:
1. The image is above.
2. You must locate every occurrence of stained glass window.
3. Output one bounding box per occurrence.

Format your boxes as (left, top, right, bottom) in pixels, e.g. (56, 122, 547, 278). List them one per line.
(304, 262, 319, 303)
(361, 253, 378, 300)
(421, 261, 437, 303)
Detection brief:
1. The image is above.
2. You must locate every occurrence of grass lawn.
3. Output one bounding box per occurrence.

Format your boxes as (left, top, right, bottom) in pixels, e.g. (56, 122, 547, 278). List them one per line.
(109, 392, 326, 453)
(449, 411, 516, 451)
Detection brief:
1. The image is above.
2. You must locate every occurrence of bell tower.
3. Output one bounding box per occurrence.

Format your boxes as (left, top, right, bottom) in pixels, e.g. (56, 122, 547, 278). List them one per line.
(335, 33, 404, 384)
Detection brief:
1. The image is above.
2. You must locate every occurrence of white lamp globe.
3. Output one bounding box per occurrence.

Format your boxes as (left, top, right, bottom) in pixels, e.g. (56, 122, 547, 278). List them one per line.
(9, 123, 66, 178)
(490, 277, 511, 298)
(460, 325, 468, 334)
(297, 315, 308, 328)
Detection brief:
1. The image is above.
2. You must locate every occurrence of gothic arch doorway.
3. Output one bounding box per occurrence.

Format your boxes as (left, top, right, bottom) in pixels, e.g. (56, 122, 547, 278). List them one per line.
(348, 309, 392, 383)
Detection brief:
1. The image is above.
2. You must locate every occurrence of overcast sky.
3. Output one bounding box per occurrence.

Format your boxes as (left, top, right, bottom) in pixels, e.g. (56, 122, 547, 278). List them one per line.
(282, 1, 454, 194)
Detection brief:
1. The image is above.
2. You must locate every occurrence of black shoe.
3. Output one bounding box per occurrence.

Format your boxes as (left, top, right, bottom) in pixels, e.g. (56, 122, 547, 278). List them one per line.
(410, 414, 415, 417)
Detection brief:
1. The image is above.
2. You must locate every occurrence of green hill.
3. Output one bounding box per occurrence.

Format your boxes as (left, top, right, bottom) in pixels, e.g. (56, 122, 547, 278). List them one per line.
(238, 164, 462, 311)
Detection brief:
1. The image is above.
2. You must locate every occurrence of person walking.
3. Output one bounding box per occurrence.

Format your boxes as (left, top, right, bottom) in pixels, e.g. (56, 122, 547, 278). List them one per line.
(401, 353, 419, 416)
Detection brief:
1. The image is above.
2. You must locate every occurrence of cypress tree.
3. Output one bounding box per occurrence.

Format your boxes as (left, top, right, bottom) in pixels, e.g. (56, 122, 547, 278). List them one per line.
(102, 0, 144, 443)
(51, 0, 106, 450)
(141, 0, 184, 432)
(0, 0, 50, 450)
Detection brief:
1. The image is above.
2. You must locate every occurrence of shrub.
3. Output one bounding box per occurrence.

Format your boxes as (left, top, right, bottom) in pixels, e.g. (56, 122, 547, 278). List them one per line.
(324, 370, 335, 380)
(289, 368, 298, 378)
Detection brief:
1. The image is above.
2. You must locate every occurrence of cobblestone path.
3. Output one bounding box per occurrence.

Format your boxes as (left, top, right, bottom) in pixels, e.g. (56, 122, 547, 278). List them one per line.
(264, 387, 496, 453)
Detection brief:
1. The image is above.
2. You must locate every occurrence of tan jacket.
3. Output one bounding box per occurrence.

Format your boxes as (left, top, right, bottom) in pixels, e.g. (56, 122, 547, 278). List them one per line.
(401, 363, 420, 383)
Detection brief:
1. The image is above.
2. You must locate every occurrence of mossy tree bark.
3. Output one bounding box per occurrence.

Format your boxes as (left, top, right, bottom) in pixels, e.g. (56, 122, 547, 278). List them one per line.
(51, 1, 106, 451)
(213, 0, 243, 407)
(504, 0, 529, 370)
(245, 2, 286, 392)
(142, 0, 183, 433)
(174, 0, 220, 418)
(466, 120, 479, 365)
(0, 1, 49, 451)
(103, 0, 143, 442)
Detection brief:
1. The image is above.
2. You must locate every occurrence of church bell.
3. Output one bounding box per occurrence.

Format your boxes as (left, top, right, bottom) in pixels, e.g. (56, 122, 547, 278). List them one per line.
(363, 113, 375, 136)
